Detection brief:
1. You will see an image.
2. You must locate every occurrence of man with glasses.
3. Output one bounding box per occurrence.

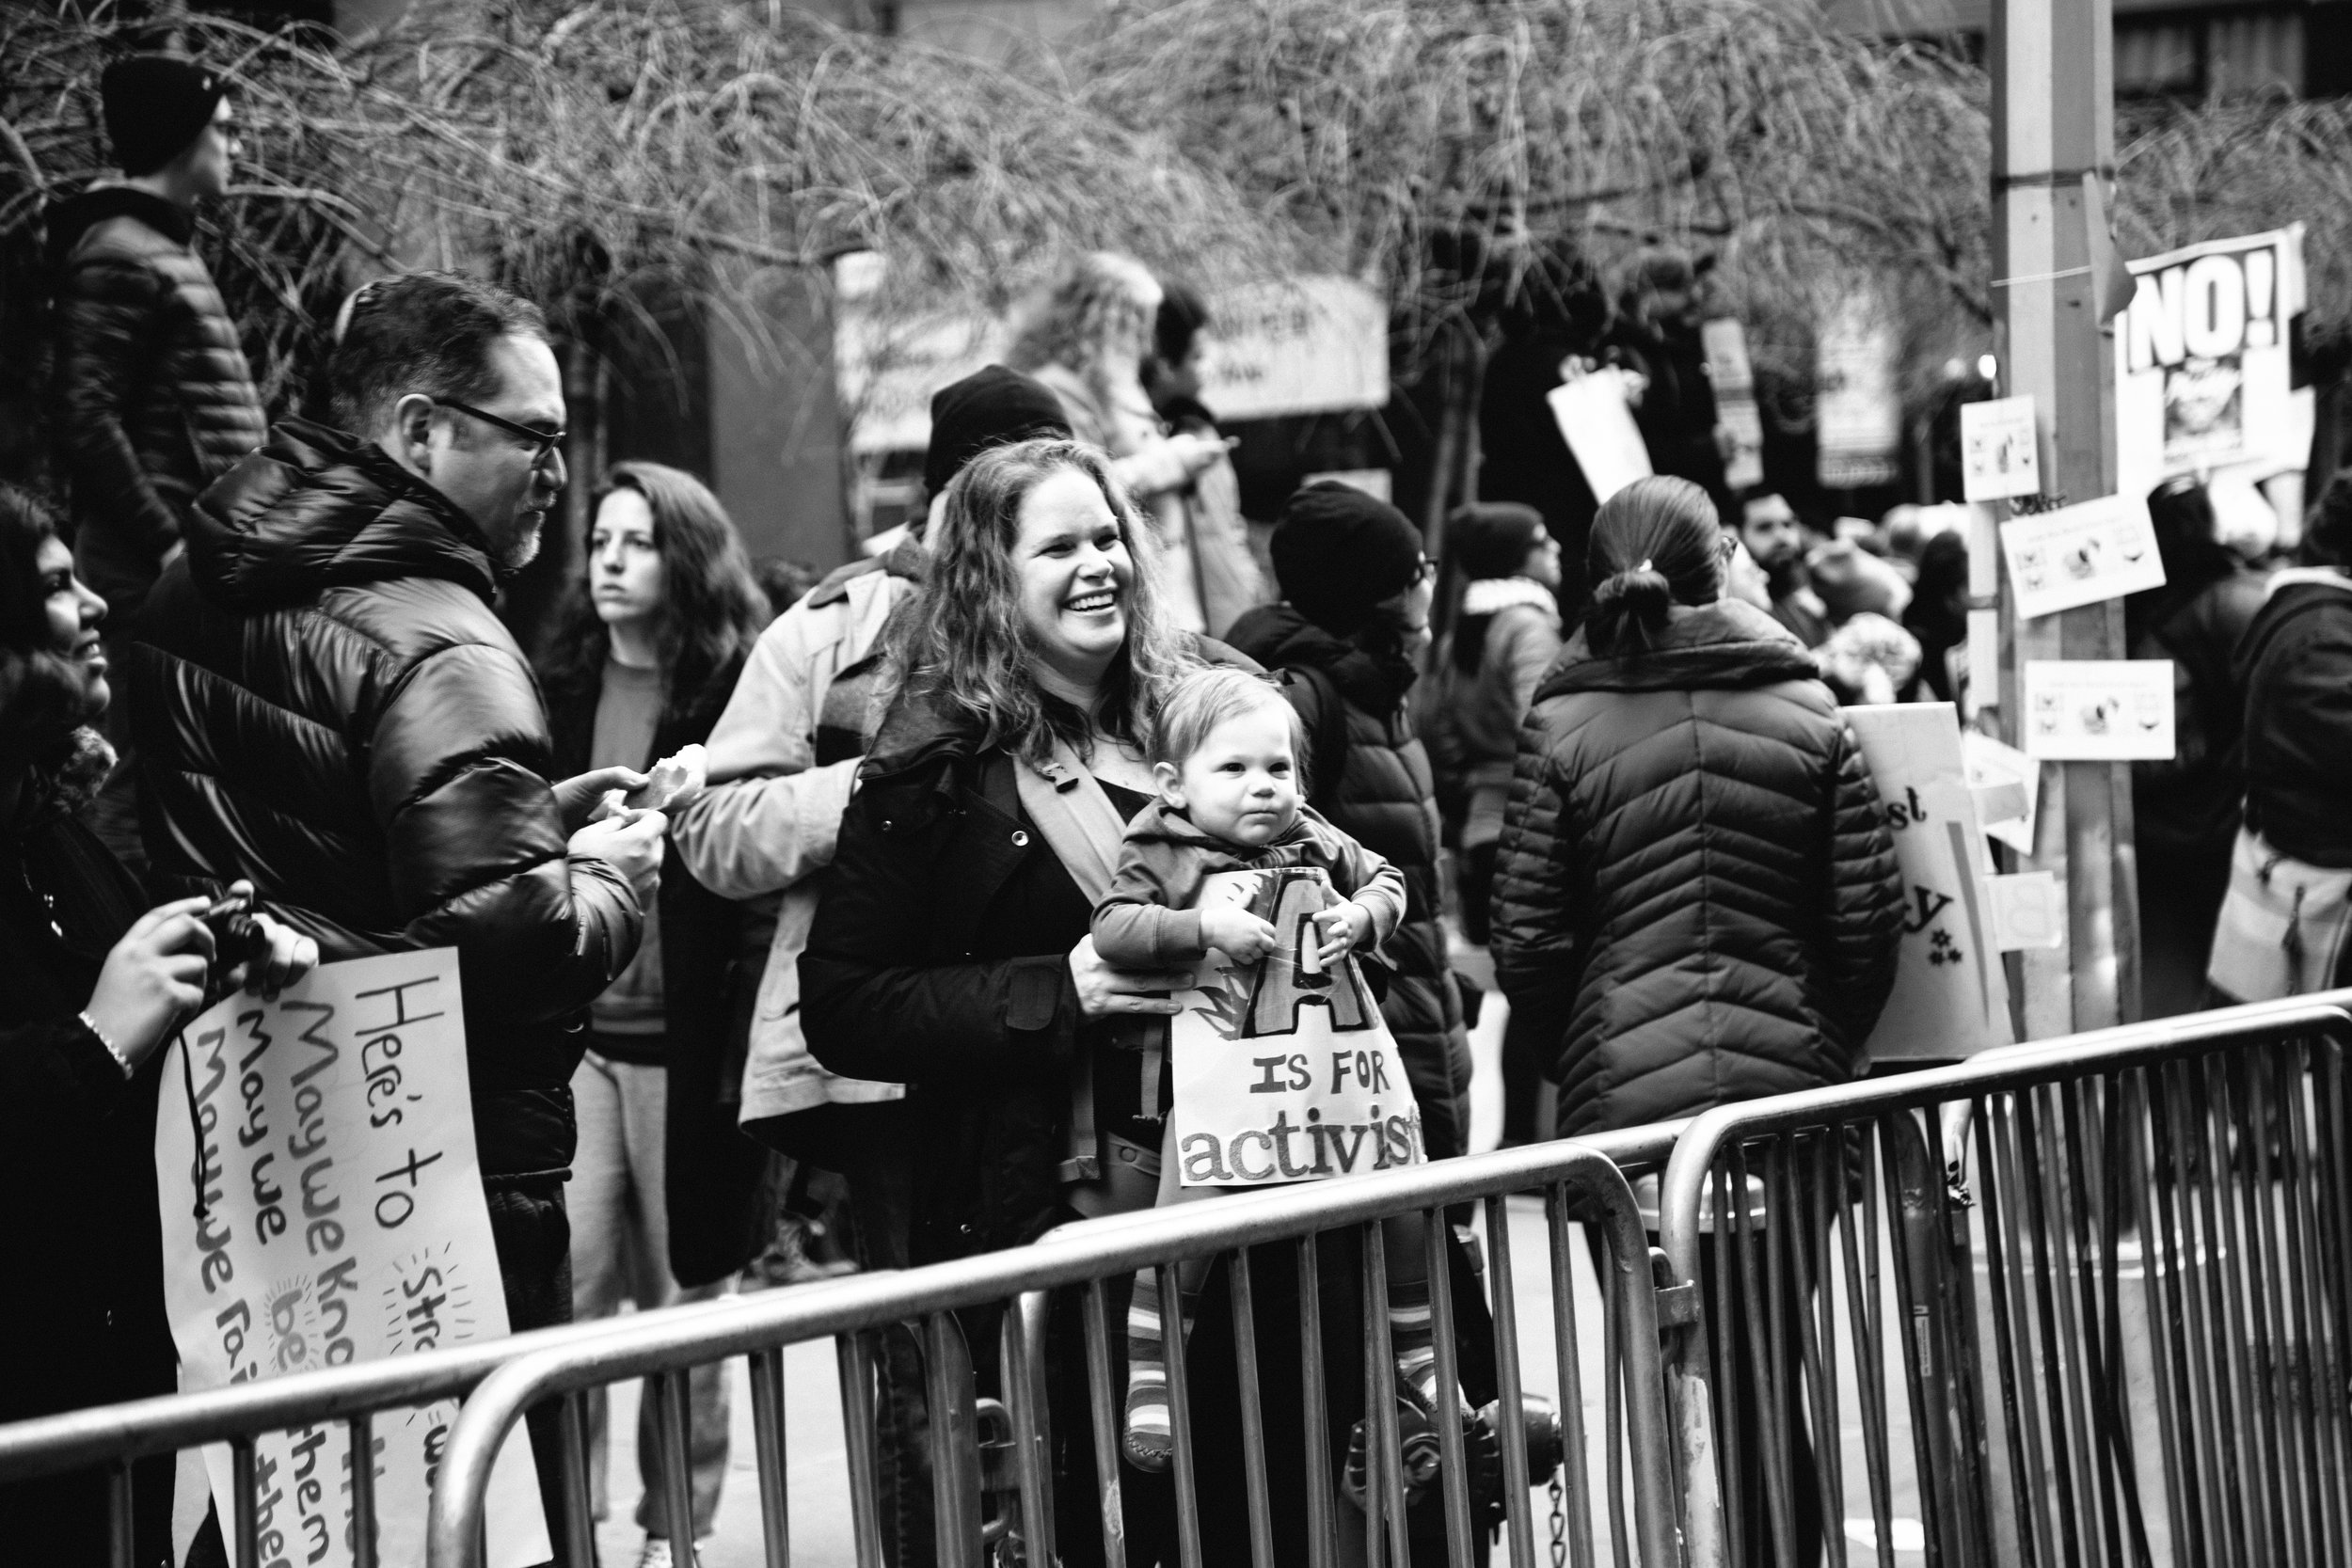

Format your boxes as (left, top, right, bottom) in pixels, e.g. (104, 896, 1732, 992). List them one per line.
(128, 270, 661, 1559)
(48, 55, 269, 872)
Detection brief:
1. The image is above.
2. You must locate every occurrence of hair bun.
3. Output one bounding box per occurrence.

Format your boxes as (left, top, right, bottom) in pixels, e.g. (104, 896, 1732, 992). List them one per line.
(1586, 562, 1675, 656)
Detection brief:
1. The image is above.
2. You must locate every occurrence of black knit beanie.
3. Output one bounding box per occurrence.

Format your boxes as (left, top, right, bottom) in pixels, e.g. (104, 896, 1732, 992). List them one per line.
(1447, 501, 1548, 580)
(101, 55, 225, 179)
(924, 365, 1073, 498)
(1271, 482, 1425, 636)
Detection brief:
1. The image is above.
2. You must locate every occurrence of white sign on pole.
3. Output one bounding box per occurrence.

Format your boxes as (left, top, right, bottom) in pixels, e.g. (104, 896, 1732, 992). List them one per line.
(1997, 493, 2167, 621)
(2023, 660, 2177, 760)
(1961, 395, 2042, 502)
(1168, 869, 1427, 1187)
(1546, 369, 1654, 504)
(1985, 871, 2066, 951)
(1846, 705, 2016, 1060)
(2114, 226, 2307, 499)
(156, 951, 548, 1568)
(1963, 729, 2041, 856)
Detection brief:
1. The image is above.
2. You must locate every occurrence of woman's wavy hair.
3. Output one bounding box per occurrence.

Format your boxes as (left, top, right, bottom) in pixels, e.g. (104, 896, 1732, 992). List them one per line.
(1584, 475, 1724, 657)
(536, 461, 771, 720)
(1006, 252, 1162, 406)
(897, 438, 1196, 766)
(0, 486, 100, 770)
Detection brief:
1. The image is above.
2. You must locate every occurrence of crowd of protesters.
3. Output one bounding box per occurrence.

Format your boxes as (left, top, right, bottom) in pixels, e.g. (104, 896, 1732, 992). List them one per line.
(8, 45, 2343, 1568)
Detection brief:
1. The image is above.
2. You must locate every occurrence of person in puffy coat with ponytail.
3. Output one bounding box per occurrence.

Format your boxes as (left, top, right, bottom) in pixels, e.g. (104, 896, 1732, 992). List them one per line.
(1490, 474, 1902, 1568)
(1491, 475, 1900, 1132)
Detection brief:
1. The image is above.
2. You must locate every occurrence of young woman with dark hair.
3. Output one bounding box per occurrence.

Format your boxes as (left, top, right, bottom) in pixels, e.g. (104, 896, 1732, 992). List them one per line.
(535, 460, 771, 1567)
(1492, 474, 1904, 1568)
(0, 485, 312, 1564)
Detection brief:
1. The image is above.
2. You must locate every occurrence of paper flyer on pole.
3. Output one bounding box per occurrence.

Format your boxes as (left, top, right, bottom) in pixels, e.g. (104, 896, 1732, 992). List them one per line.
(1167, 868, 1427, 1187)
(2023, 660, 2177, 760)
(1960, 395, 2040, 502)
(1997, 493, 2167, 621)
(1546, 369, 1652, 505)
(1845, 705, 2015, 1060)
(2114, 226, 2306, 499)
(154, 950, 548, 1568)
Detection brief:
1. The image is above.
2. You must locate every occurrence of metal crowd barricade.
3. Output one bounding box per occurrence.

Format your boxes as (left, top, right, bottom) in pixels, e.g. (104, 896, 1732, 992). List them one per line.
(1654, 995, 2352, 1568)
(0, 1292, 811, 1568)
(425, 1136, 1686, 1568)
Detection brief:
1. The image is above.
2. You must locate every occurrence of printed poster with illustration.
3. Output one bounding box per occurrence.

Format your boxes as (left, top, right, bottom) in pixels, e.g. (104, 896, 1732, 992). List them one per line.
(1845, 705, 2015, 1060)
(2114, 227, 2306, 499)
(154, 950, 548, 1568)
(1168, 867, 1427, 1187)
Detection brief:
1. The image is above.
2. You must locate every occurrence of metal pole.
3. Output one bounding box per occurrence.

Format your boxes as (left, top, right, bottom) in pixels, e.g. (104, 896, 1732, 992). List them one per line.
(1991, 0, 2137, 1034)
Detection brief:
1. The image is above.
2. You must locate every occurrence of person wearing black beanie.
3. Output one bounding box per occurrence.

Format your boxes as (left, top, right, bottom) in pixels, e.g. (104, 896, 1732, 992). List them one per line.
(1226, 483, 1476, 1166)
(922, 364, 1072, 502)
(45, 54, 262, 874)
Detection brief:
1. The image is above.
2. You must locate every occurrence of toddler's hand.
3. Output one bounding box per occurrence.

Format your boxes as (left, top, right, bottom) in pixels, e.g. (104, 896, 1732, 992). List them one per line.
(1201, 903, 1279, 963)
(1312, 902, 1374, 968)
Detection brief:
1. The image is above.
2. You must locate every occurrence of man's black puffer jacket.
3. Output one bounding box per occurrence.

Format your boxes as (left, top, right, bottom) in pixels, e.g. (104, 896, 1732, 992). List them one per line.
(1225, 602, 1471, 1158)
(1490, 598, 1902, 1137)
(127, 419, 644, 1180)
(47, 188, 267, 621)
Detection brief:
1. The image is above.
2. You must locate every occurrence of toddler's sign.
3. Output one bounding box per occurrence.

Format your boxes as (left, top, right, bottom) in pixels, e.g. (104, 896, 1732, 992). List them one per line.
(1168, 867, 1426, 1187)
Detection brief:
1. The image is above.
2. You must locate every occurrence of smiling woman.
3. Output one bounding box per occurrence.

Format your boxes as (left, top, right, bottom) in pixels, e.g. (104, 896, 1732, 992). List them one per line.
(801, 436, 1261, 1563)
(0, 486, 313, 1564)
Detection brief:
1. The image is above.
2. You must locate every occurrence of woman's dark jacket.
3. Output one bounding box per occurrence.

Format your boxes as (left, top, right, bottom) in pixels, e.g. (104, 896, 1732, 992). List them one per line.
(1223, 602, 1472, 1159)
(2237, 573, 2352, 867)
(125, 419, 644, 1188)
(2127, 567, 2264, 866)
(544, 645, 774, 1289)
(1490, 599, 1903, 1136)
(46, 187, 268, 623)
(799, 641, 1249, 1265)
(0, 800, 178, 1560)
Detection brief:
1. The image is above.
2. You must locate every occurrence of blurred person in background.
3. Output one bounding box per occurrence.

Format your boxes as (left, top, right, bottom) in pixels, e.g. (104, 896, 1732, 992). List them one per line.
(536, 462, 773, 1567)
(1604, 246, 1731, 499)
(2124, 478, 2263, 1016)
(1421, 501, 1565, 942)
(1228, 483, 1473, 1162)
(0, 486, 311, 1566)
(1807, 538, 1921, 705)
(1139, 279, 1269, 635)
(1477, 240, 1615, 615)
(1904, 531, 1972, 705)
(1492, 474, 1902, 1567)
(1734, 487, 1829, 648)
(1417, 503, 1562, 1146)
(47, 54, 267, 872)
(1007, 254, 1229, 632)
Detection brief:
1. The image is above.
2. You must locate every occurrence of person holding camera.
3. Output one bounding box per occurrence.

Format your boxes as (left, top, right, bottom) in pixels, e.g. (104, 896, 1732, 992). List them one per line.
(0, 485, 313, 1566)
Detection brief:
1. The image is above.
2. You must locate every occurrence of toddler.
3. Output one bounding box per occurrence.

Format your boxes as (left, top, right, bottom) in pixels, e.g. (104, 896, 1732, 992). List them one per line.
(1092, 666, 1441, 1473)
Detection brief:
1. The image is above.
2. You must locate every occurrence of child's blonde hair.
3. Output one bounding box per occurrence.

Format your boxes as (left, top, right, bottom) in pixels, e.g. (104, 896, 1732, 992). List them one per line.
(1150, 666, 1311, 778)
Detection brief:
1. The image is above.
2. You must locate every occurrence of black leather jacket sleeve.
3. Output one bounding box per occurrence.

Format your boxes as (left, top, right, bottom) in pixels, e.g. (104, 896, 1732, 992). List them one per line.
(800, 772, 1080, 1088)
(369, 639, 643, 1023)
(56, 258, 185, 562)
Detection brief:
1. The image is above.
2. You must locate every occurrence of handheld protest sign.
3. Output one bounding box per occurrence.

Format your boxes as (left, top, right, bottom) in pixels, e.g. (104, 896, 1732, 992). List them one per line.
(1846, 705, 2017, 1060)
(155, 950, 549, 1568)
(1168, 867, 1426, 1188)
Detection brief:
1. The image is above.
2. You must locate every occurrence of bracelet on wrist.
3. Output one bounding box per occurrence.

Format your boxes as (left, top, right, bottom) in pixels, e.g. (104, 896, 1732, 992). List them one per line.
(77, 1010, 135, 1080)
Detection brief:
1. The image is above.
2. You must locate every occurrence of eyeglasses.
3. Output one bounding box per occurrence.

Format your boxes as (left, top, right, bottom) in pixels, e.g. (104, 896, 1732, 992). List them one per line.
(437, 398, 566, 467)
